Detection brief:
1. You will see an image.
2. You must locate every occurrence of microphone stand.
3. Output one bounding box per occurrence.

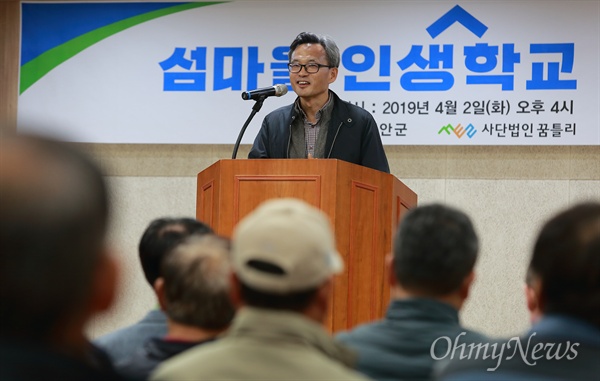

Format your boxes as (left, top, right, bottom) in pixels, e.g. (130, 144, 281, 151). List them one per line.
(232, 96, 265, 159)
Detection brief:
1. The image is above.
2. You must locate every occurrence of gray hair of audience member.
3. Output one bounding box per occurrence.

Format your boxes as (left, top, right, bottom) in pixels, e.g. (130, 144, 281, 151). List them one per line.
(0, 134, 109, 339)
(393, 204, 479, 296)
(160, 234, 235, 330)
(529, 201, 600, 328)
(288, 32, 340, 68)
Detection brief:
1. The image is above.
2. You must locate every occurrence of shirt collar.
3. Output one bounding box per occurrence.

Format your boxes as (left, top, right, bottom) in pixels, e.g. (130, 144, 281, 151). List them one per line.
(294, 91, 333, 125)
(386, 297, 460, 323)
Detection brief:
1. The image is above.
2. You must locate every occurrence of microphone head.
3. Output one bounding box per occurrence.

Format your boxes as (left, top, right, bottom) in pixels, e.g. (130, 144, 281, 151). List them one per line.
(274, 84, 288, 97)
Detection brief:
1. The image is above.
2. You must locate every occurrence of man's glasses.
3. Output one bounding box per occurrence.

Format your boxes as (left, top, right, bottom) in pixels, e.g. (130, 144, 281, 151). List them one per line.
(288, 63, 332, 74)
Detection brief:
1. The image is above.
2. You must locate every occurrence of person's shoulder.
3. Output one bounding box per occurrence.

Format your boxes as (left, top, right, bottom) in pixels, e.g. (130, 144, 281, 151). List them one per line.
(327, 366, 373, 381)
(462, 327, 490, 342)
(139, 309, 168, 324)
(333, 97, 376, 124)
(289, 341, 372, 381)
(94, 312, 168, 362)
(1, 339, 138, 381)
(95, 311, 166, 343)
(150, 339, 225, 380)
(264, 102, 294, 119)
(336, 319, 388, 347)
(306, 354, 373, 381)
(337, 319, 383, 336)
(113, 342, 154, 380)
(94, 325, 137, 347)
(437, 333, 600, 381)
(335, 96, 369, 114)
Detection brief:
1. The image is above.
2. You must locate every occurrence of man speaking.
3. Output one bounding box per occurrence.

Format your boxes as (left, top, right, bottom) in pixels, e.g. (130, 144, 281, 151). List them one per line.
(248, 32, 390, 173)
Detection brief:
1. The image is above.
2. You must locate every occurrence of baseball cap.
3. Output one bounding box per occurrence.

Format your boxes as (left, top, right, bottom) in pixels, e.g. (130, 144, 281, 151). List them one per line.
(232, 198, 343, 294)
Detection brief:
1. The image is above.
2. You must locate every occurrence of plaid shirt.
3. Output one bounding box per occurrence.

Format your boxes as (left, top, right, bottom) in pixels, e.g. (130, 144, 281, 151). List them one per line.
(294, 93, 333, 157)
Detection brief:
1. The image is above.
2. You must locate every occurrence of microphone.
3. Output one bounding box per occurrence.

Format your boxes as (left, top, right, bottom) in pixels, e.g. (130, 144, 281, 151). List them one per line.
(241, 84, 288, 101)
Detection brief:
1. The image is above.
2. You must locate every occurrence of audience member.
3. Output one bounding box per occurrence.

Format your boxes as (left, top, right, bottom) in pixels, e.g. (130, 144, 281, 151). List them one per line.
(116, 234, 235, 379)
(94, 217, 213, 363)
(439, 202, 600, 380)
(0, 134, 126, 380)
(152, 198, 371, 380)
(336, 203, 488, 380)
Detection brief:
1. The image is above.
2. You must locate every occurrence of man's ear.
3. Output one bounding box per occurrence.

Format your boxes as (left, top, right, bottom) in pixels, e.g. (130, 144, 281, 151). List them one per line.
(318, 278, 332, 304)
(154, 277, 167, 311)
(312, 277, 333, 323)
(328, 67, 338, 84)
(459, 271, 476, 301)
(89, 249, 119, 314)
(386, 254, 398, 287)
(525, 284, 538, 316)
(530, 276, 546, 316)
(229, 272, 244, 308)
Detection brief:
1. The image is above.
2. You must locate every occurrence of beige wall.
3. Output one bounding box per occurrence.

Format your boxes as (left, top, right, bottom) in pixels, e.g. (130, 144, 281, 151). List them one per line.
(2, 1, 599, 339)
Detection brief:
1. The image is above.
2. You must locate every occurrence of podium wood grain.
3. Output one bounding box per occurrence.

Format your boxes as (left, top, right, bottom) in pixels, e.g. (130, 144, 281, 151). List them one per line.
(197, 159, 417, 332)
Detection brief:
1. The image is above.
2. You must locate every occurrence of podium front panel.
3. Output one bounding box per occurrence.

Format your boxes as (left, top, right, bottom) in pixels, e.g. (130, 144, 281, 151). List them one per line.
(197, 159, 417, 332)
(234, 175, 322, 224)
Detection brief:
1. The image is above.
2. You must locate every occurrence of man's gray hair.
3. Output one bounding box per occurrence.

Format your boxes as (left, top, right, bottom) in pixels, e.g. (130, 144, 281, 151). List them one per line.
(289, 32, 340, 68)
(160, 234, 235, 329)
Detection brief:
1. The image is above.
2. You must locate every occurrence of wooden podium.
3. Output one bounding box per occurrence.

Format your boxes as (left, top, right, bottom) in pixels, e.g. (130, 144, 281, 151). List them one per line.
(196, 159, 417, 332)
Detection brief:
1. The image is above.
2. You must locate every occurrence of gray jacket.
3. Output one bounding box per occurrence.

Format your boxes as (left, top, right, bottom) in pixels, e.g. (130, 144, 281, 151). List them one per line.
(94, 309, 167, 364)
(336, 298, 489, 381)
(152, 307, 372, 381)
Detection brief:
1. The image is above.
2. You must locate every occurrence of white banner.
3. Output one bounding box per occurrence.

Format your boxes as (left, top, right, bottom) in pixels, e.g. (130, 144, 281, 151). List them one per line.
(18, 1, 600, 145)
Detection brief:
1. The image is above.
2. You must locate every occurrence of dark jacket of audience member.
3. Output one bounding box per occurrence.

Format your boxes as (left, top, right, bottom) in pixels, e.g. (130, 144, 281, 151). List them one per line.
(438, 202, 600, 381)
(337, 204, 488, 381)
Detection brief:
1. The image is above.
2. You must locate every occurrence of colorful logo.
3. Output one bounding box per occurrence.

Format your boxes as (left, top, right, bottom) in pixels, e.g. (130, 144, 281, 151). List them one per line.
(438, 123, 477, 139)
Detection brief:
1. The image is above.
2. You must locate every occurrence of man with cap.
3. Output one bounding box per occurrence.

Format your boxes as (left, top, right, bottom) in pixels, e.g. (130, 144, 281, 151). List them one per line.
(152, 198, 371, 381)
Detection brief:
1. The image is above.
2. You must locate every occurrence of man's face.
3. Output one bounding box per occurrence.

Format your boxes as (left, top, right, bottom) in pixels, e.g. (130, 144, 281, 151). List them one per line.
(289, 43, 338, 102)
